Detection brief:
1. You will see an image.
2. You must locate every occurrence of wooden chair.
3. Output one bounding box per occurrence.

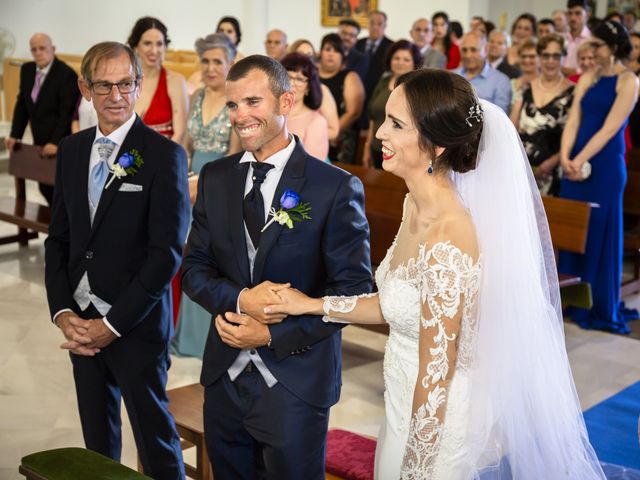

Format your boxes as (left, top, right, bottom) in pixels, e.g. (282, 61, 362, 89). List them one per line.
(621, 170, 640, 296)
(541, 196, 593, 309)
(0, 144, 55, 246)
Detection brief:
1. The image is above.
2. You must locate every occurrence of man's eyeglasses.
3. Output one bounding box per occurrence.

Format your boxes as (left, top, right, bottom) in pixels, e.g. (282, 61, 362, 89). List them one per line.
(89, 79, 139, 95)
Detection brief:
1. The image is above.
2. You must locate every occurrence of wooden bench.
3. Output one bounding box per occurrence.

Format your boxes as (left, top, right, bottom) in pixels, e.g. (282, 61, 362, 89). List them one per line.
(149, 383, 212, 480)
(334, 164, 594, 319)
(0, 143, 55, 246)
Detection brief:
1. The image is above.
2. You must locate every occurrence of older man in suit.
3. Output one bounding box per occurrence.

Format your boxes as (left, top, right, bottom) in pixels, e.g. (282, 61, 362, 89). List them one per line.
(5, 33, 78, 205)
(355, 10, 393, 96)
(44, 42, 188, 479)
(410, 18, 446, 69)
(182, 55, 372, 479)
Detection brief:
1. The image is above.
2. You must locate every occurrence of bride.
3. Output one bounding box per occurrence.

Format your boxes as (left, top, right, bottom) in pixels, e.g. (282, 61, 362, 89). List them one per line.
(265, 69, 605, 479)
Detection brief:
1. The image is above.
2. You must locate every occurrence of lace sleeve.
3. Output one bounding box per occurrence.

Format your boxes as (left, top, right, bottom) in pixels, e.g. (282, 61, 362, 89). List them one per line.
(400, 242, 479, 479)
(321, 293, 381, 324)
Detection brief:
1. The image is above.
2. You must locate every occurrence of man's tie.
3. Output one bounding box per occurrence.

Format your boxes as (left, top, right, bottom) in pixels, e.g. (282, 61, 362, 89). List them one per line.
(243, 162, 275, 247)
(31, 70, 44, 103)
(365, 40, 375, 56)
(89, 138, 116, 209)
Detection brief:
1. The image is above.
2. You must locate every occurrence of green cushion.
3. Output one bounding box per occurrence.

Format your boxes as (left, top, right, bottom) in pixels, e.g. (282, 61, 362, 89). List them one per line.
(560, 282, 593, 310)
(21, 448, 150, 479)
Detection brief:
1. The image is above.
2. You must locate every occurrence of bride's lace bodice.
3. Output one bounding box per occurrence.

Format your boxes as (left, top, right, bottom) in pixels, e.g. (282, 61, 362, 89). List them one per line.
(325, 195, 482, 479)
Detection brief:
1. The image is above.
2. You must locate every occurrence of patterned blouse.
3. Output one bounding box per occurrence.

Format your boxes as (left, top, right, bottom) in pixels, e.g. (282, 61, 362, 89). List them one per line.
(187, 88, 233, 154)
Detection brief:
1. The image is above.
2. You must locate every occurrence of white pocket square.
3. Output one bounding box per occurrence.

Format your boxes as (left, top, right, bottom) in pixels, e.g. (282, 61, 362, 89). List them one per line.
(119, 183, 143, 192)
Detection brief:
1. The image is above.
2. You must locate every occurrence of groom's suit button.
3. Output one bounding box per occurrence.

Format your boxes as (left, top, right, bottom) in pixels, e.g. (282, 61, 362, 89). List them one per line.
(249, 349, 256, 355)
(85, 251, 93, 260)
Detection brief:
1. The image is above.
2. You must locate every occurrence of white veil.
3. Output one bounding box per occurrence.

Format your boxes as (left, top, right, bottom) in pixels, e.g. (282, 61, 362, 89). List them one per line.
(452, 100, 605, 479)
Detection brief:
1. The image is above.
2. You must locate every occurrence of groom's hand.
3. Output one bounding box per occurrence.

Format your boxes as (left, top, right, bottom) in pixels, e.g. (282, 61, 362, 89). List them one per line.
(216, 312, 271, 349)
(239, 281, 290, 324)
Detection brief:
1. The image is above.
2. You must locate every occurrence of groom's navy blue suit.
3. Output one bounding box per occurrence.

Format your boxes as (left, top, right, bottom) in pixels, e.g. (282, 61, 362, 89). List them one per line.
(182, 138, 372, 478)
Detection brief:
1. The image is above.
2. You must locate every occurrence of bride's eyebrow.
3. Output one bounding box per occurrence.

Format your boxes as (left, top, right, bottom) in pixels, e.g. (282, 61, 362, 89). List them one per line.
(387, 113, 407, 126)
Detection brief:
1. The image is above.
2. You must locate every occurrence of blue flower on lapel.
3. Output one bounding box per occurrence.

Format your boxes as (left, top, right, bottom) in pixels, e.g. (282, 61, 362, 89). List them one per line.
(105, 149, 144, 189)
(262, 189, 311, 232)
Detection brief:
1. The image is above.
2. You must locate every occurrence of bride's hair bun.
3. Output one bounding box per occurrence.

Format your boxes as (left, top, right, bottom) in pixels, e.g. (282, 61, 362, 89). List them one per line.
(395, 69, 483, 174)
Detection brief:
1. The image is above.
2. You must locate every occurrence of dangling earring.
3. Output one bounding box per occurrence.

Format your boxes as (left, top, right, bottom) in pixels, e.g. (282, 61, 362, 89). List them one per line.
(427, 160, 433, 174)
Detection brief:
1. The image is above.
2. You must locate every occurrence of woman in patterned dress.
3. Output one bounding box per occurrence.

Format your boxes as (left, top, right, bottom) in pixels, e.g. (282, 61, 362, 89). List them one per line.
(512, 33, 574, 196)
(171, 33, 240, 358)
(265, 69, 604, 479)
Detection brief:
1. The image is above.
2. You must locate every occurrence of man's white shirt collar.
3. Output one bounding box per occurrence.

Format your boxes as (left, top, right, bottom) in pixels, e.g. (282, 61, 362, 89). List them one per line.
(239, 135, 296, 171)
(36, 60, 53, 77)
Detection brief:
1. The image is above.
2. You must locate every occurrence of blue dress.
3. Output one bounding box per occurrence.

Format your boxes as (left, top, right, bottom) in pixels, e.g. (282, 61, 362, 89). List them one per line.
(172, 90, 233, 357)
(559, 75, 639, 333)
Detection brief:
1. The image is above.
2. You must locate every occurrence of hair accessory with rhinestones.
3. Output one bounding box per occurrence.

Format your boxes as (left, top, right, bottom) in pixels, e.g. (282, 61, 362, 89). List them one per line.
(465, 103, 483, 127)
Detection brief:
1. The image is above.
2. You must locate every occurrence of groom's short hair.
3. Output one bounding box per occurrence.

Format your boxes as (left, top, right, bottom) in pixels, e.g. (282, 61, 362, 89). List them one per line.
(227, 54, 291, 98)
(81, 41, 141, 83)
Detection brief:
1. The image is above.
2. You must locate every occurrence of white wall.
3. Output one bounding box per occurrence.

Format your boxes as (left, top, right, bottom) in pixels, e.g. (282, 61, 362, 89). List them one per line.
(2, 0, 486, 60)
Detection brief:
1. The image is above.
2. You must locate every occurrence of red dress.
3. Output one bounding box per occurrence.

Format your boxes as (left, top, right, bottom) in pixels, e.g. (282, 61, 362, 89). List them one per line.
(143, 67, 174, 138)
(445, 43, 461, 70)
(142, 67, 179, 322)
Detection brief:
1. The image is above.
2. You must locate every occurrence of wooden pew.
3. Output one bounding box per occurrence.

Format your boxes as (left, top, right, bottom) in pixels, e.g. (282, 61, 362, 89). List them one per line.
(0, 144, 55, 246)
(622, 170, 640, 296)
(333, 163, 594, 332)
(3, 57, 27, 122)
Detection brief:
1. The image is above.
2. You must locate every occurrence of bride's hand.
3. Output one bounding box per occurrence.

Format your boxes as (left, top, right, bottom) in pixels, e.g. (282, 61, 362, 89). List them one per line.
(264, 288, 323, 317)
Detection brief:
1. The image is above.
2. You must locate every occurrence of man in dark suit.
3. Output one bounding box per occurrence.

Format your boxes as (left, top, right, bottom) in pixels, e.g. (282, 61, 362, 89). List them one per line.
(182, 55, 372, 479)
(44, 42, 188, 480)
(338, 18, 370, 82)
(487, 30, 522, 79)
(410, 18, 447, 69)
(4, 33, 78, 205)
(355, 10, 393, 97)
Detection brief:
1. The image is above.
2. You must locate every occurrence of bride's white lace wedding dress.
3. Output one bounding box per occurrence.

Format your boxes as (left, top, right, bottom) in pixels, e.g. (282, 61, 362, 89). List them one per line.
(373, 198, 481, 480)
(324, 100, 605, 480)
(326, 195, 482, 480)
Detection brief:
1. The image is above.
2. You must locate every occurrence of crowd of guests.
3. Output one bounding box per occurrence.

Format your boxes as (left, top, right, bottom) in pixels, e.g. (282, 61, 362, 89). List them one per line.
(4, 0, 640, 341)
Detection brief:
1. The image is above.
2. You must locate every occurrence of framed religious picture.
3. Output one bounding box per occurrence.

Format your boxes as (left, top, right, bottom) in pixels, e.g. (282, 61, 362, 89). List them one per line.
(321, 0, 378, 27)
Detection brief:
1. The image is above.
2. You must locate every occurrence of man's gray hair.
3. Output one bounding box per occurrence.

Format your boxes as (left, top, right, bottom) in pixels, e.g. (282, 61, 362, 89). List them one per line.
(195, 33, 237, 63)
(489, 29, 512, 48)
(81, 41, 142, 83)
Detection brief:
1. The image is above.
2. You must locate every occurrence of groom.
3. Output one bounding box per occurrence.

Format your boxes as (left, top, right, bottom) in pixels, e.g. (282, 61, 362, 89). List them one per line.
(182, 55, 372, 479)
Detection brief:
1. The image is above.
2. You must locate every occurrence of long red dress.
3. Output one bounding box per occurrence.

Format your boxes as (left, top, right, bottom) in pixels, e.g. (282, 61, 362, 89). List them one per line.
(142, 67, 180, 324)
(143, 67, 174, 138)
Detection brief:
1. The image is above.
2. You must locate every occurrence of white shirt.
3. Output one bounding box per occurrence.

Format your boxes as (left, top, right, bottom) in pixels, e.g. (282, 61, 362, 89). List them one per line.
(52, 113, 137, 338)
(227, 136, 297, 387)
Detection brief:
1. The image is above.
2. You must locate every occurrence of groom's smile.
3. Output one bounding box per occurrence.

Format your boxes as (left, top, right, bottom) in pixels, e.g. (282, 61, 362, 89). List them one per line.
(225, 67, 294, 161)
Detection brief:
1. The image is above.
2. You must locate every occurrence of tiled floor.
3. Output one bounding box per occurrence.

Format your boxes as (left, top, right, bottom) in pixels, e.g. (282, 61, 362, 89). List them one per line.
(0, 175, 638, 479)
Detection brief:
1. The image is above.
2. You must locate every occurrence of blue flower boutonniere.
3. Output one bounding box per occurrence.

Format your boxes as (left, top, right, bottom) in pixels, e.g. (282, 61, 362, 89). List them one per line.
(262, 189, 311, 232)
(105, 149, 144, 189)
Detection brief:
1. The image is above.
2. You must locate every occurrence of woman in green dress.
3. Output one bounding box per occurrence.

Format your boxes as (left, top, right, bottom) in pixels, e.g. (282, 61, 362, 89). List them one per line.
(172, 33, 240, 357)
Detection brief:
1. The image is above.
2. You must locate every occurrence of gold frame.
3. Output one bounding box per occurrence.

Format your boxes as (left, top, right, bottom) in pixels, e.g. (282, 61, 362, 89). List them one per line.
(321, 0, 378, 27)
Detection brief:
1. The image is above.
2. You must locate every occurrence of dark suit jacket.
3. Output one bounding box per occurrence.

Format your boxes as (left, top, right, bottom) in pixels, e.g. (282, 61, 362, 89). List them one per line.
(182, 139, 373, 408)
(355, 36, 394, 96)
(344, 48, 370, 83)
(45, 116, 190, 368)
(496, 59, 522, 79)
(10, 57, 78, 146)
